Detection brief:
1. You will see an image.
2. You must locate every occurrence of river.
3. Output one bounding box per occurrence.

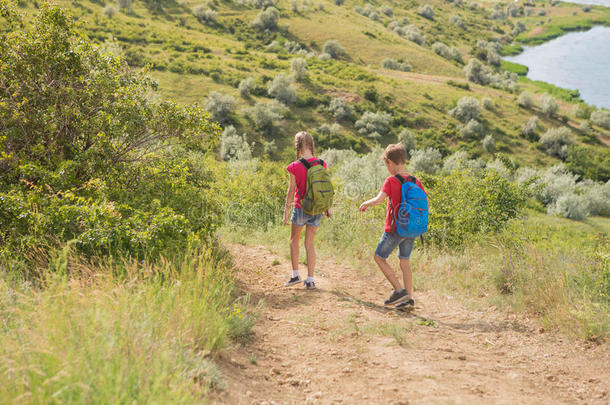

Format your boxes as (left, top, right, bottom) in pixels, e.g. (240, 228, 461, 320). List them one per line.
(503, 26, 610, 109)
(564, 0, 610, 6)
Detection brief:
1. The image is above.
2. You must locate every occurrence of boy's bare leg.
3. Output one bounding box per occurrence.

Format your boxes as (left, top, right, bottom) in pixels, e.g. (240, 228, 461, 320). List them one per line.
(399, 259, 413, 296)
(290, 224, 304, 272)
(373, 255, 402, 291)
(304, 225, 317, 278)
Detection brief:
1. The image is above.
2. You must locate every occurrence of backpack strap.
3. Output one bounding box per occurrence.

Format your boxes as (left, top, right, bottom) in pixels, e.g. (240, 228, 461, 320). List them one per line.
(394, 174, 406, 184)
(299, 157, 312, 170)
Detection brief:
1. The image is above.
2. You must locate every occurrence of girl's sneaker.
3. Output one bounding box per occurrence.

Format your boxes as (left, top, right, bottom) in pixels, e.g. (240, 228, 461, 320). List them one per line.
(384, 289, 409, 306)
(396, 299, 415, 312)
(284, 275, 301, 287)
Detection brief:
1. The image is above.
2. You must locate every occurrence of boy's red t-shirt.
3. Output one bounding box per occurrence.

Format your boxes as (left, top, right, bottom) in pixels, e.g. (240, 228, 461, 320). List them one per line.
(381, 175, 427, 233)
(286, 157, 327, 209)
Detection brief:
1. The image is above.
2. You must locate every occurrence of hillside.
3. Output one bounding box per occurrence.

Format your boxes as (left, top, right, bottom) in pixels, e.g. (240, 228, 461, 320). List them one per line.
(12, 0, 610, 177)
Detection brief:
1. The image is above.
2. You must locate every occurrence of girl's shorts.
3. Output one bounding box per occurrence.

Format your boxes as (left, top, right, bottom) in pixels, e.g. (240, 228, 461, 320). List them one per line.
(291, 207, 322, 227)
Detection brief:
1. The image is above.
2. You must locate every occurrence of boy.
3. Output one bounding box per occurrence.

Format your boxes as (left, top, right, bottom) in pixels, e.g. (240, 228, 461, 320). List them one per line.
(358, 143, 426, 311)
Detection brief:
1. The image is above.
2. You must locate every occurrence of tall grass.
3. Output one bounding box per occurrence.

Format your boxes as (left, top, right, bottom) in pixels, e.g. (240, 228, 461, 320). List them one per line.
(0, 246, 254, 403)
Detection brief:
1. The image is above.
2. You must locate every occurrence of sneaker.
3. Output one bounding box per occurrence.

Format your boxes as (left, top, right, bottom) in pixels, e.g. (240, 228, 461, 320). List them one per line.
(384, 289, 409, 306)
(284, 275, 301, 287)
(396, 298, 415, 312)
(304, 280, 316, 290)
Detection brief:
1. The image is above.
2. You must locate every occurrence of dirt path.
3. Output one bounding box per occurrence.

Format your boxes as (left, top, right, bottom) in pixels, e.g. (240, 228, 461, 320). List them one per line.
(213, 243, 609, 405)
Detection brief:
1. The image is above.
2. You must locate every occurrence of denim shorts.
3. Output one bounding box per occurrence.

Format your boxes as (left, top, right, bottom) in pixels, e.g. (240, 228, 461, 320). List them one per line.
(291, 207, 322, 227)
(375, 232, 415, 260)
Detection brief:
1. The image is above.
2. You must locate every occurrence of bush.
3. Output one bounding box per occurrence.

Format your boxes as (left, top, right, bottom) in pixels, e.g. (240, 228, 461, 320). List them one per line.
(572, 103, 593, 119)
(442, 151, 470, 172)
(418, 4, 435, 20)
(490, 4, 506, 20)
(355, 111, 392, 138)
(397, 129, 415, 155)
(482, 135, 495, 152)
(402, 25, 425, 45)
(521, 116, 539, 140)
(246, 100, 287, 131)
(267, 73, 297, 104)
(547, 193, 589, 220)
(464, 58, 490, 85)
(323, 40, 346, 59)
(381, 6, 393, 17)
(590, 110, 610, 129)
(517, 91, 534, 108)
(290, 57, 308, 81)
(204, 91, 236, 124)
(193, 5, 217, 24)
(539, 93, 559, 117)
(328, 97, 354, 120)
(432, 42, 463, 63)
(247, 0, 276, 8)
(450, 15, 466, 29)
(409, 148, 442, 174)
(482, 98, 494, 110)
(103, 4, 117, 18)
(118, 0, 132, 11)
(381, 58, 411, 72)
(0, 1, 221, 255)
(238, 77, 255, 98)
(251, 7, 280, 31)
(460, 119, 485, 139)
(220, 126, 251, 161)
(449, 96, 482, 123)
(334, 0, 345, 5)
(539, 127, 573, 159)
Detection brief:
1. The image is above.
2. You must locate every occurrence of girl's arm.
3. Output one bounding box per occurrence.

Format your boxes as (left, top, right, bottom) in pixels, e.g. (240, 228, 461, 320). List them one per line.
(359, 190, 387, 212)
(284, 173, 297, 225)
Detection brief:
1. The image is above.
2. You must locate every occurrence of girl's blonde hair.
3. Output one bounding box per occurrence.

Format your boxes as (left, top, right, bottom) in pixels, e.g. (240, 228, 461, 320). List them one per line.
(294, 131, 315, 158)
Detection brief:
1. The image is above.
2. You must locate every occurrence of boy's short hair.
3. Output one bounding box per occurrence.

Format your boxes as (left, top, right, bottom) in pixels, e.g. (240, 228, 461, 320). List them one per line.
(382, 143, 407, 164)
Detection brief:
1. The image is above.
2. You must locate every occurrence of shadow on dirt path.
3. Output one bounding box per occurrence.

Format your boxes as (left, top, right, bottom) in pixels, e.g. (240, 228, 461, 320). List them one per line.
(211, 243, 609, 405)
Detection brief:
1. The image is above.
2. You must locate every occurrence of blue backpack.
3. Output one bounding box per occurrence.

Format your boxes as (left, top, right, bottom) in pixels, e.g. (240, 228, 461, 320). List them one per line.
(390, 174, 429, 238)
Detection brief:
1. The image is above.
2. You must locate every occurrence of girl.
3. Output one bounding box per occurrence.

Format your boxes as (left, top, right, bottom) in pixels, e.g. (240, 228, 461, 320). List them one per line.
(283, 131, 330, 290)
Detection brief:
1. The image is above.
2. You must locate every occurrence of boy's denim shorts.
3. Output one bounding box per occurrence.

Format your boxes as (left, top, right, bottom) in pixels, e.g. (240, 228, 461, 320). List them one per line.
(291, 207, 322, 227)
(375, 232, 415, 260)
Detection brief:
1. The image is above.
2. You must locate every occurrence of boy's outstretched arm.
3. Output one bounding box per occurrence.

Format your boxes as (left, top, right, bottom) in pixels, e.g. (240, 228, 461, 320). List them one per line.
(359, 190, 387, 212)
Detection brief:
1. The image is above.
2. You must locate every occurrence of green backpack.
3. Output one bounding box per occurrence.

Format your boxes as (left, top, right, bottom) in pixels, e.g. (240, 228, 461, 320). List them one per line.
(299, 158, 334, 215)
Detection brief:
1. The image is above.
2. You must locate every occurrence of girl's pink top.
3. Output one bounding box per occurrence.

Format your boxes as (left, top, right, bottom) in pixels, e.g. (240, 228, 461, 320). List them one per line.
(286, 157, 327, 209)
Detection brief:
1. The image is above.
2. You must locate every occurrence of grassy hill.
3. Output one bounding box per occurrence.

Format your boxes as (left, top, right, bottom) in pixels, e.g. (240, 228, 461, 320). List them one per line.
(11, 0, 610, 176)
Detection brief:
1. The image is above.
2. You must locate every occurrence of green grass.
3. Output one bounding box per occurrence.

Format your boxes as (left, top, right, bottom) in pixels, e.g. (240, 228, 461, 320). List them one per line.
(501, 60, 528, 76)
(0, 247, 256, 403)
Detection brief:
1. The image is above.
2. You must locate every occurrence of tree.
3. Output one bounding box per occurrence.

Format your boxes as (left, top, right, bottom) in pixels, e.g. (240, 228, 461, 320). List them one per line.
(0, 2, 218, 184)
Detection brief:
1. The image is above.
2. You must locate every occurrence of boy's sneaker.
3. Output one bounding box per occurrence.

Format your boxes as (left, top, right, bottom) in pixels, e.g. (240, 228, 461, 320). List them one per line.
(304, 280, 316, 290)
(284, 275, 301, 287)
(384, 289, 409, 306)
(396, 298, 415, 312)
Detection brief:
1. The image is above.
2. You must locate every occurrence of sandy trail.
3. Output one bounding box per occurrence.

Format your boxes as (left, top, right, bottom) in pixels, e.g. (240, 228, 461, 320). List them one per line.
(212, 243, 609, 405)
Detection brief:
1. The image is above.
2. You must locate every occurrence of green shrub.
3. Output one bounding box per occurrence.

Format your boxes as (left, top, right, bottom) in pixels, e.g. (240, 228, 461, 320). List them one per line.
(381, 58, 411, 72)
(267, 73, 297, 104)
(323, 40, 346, 59)
(591, 110, 610, 129)
(539, 127, 573, 159)
(290, 57, 308, 81)
(251, 7, 280, 31)
(517, 91, 535, 108)
(450, 96, 482, 123)
(539, 93, 559, 117)
(355, 111, 392, 139)
(0, 4, 220, 262)
(204, 91, 237, 124)
(409, 147, 442, 174)
(418, 4, 434, 20)
(329, 97, 354, 120)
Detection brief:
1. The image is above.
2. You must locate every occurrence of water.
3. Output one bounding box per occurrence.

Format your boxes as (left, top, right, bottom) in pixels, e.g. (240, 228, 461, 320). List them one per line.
(564, 0, 610, 6)
(504, 26, 610, 109)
